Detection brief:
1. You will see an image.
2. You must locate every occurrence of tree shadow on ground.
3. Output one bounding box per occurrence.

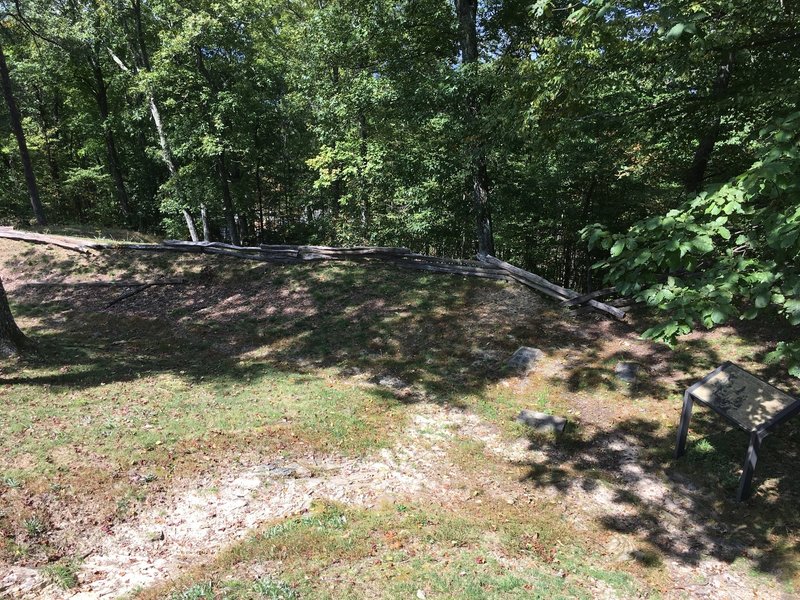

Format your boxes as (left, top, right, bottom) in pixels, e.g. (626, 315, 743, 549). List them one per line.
(2, 250, 600, 407)
(519, 412, 800, 584)
(2, 246, 800, 583)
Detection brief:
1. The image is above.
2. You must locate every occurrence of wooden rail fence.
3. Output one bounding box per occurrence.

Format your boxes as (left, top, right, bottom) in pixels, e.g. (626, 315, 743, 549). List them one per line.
(0, 227, 629, 319)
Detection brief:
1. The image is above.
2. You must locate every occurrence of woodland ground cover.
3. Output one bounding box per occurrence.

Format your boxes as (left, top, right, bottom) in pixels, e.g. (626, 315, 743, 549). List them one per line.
(1, 236, 799, 598)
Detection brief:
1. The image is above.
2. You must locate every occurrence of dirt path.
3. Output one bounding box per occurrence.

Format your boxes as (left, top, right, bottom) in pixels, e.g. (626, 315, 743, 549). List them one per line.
(1, 402, 780, 599)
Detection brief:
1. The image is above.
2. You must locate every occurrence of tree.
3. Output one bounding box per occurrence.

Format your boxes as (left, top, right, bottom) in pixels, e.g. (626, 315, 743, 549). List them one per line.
(0, 274, 28, 355)
(0, 26, 46, 225)
(579, 0, 800, 375)
(587, 112, 800, 373)
(454, 0, 493, 256)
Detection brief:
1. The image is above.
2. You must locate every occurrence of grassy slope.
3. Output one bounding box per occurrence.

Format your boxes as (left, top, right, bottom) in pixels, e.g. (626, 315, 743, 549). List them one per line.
(0, 237, 798, 597)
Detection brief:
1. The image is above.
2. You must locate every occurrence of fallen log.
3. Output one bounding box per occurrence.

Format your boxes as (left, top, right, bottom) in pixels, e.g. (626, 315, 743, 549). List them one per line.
(164, 240, 267, 253)
(480, 255, 626, 320)
(107, 243, 186, 252)
(397, 253, 494, 269)
(479, 255, 572, 300)
(0, 227, 101, 254)
(562, 288, 617, 307)
(298, 245, 411, 255)
(388, 259, 514, 281)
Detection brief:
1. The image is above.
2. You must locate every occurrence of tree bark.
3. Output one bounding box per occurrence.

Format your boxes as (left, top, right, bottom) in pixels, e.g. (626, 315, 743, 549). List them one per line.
(89, 52, 131, 219)
(33, 86, 63, 202)
(0, 275, 29, 356)
(684, 53, 735, 194)
(358, 111, 370, 234)
(454, 0, 494, 257)
(182, 209, 199, 242)
(216, 151, 240, 245)
(0, 41, 47, 225)
(201, 204, 211, 241)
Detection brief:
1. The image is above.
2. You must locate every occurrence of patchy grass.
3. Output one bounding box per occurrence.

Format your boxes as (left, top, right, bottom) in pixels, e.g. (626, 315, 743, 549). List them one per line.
(1, 237, 799, 596)
(42, 557, 81, 589)
(145, 501, 638, 600)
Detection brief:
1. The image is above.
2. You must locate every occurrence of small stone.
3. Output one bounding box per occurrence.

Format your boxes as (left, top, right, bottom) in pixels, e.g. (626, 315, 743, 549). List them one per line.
(265, 465, 296, 477)
(378, 375, 407, 389)
(515, 410, 567, 434)
(148, 530, 164, 542)
(416, 590, 427, 600)
(232, 476, 261, 490)
(505, 347, 543, 375)
(339, 366, 362, 377)
(614, 362, 640, 383)
(260, 463, 313, 478)
(605, 534, 636, 561)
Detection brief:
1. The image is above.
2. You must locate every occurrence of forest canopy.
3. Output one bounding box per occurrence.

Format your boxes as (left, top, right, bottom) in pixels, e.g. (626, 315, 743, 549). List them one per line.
(1, 1, 798, 366)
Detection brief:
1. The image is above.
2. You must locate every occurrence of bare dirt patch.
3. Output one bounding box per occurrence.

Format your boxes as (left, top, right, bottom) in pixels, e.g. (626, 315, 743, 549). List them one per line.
(2, 239, 799, 598)
(3, 401, 786, 599)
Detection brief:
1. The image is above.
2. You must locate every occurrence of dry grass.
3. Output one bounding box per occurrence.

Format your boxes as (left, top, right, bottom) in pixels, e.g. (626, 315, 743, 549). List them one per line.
(0, 237, 798, 598)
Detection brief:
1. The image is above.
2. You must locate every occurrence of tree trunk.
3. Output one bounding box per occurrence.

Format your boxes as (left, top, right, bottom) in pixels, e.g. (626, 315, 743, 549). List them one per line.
(89, 53, 131, 219)
(200, 204, 211, 241)
(684, 53, 735, 194)
(33, 86, 63, 203)
(148, 95, 178, 174)
(113, 8, 192, 237)
(358, 111, 370, 235)
(0, 42, 47, 225)
(252, 127, 265, 239)
(216, 152, 240, 245)
(182, 208, 200, 242)
(454, 0, 494, 257)
(0, 275, 29, 356)
(132, 0, 152, 71)
(193, 47, 239, 246)
(182, 209, 199, 241)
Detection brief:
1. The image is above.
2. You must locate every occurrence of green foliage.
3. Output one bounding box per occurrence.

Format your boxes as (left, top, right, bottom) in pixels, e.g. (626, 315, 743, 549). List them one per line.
(252, 576, 298, 599)
(587, 112, 800, 374)
(43, 559, 81, 590)
(1, 0, 798, 357)
(170, 581, 214, 600)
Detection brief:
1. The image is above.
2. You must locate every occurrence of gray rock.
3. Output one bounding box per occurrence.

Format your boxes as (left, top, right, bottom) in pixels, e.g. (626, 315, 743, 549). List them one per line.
(339, 366, 362, 377)
(148, 530, 164, 542)
(471, 348, 499, 364)
(265, 466, 296, 477)
(515, 410, 567, 434)
(614, 362, 640, 383)
(505, 347, 543, 375)
(377, 375, 407, 389)
(257, 463, 313, 479)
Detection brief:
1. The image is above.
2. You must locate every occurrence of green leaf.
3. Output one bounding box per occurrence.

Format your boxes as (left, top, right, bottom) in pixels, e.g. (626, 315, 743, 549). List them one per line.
(717, 226, 731, 240)
(692, 235, 714, 253)
(710, 309, 727, 324)
(610, 240, 625, 257)
(665, 23, 685, 40)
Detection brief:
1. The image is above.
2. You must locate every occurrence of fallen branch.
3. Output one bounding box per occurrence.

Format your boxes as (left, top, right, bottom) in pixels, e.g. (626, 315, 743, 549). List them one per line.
(103, 284, 156, 309)
(27, 278, 186, 287)
(561, 288, 616, 307)
(0, 227, 101, 254)
(479, 255, 626, 320)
